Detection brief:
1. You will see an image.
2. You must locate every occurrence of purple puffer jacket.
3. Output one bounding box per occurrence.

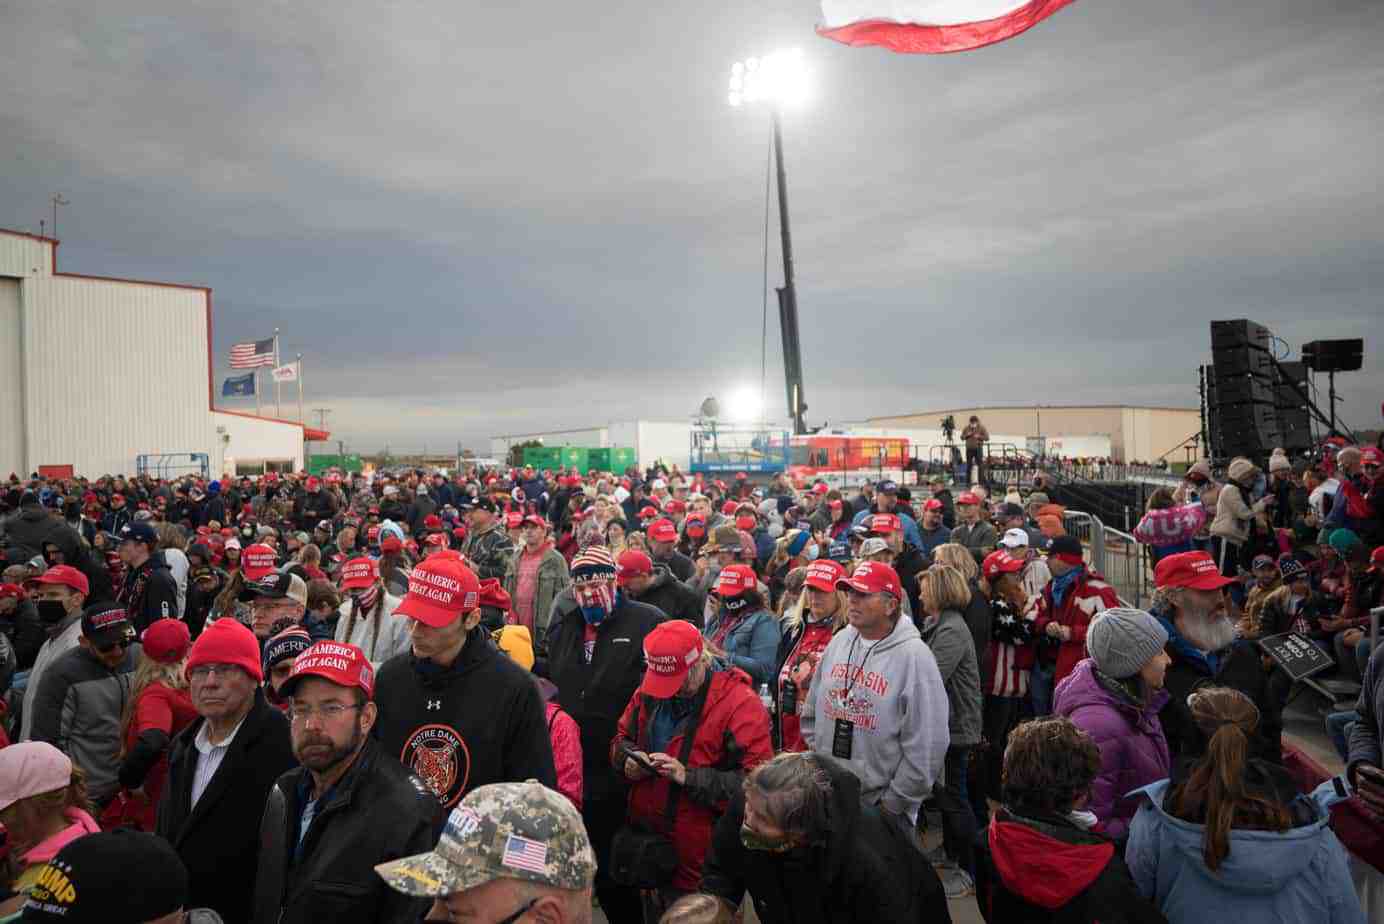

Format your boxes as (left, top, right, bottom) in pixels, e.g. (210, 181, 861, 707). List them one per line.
(1053, 658, 1170, 840)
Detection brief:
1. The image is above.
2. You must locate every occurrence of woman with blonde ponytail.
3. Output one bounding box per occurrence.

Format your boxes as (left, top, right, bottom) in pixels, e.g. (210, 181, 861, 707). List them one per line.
(1126, 687, 1364, 923)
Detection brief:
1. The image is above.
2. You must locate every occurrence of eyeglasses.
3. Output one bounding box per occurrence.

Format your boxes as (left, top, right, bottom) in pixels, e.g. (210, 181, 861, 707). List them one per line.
(496, 898, 538, 924)
(96, 638, 131, 655)
(189, 663, 243, 681)
(288, 703, 362, 724)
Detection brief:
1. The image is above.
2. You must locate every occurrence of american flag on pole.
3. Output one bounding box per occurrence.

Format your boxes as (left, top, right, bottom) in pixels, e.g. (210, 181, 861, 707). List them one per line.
(229, 338, 275, 369)
(819, 0, 1077, 54)
(500, 835, 548, 874)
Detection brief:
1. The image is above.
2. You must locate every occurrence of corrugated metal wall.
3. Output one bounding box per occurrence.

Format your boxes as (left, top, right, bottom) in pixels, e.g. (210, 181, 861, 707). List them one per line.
(0, 279, 22, 476)
(22, 276, 211, 475)
(0, 234, 51, 278)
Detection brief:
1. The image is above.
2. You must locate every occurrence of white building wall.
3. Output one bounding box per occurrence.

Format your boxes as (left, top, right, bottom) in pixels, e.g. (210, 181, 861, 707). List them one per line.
(21, 275, 211, 476)
(213, 412, 304, 475)
(635, 421, 692, 472)
(0, 279, 22, 476)
(0, 234, 51, 279)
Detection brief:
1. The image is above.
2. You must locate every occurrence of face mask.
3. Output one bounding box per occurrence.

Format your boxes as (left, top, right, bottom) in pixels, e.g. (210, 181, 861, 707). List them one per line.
(740, 824, 794, 853)
(803, 544, 820, 562)
(37, 599, 70, 624)
(575, 581, 616, 625)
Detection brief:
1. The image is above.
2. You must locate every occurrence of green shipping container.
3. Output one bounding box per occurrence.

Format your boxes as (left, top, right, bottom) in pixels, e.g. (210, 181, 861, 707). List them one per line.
(586, 448, 611, 472)
(307, 454, 363, 475)
(558, 446, 588, 473)
(522, 447, 563, 470)
(610, 447, 636, 473)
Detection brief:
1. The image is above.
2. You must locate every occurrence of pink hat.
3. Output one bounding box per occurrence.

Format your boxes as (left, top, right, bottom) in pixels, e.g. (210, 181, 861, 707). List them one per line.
(0, 742, 73, 811)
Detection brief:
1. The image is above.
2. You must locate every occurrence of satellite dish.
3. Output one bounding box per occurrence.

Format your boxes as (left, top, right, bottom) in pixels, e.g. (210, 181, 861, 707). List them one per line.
(700, 396, 720, 420)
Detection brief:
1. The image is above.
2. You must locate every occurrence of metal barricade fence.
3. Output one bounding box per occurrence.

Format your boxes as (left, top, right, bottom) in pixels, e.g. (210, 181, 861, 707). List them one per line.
(1060, 509, 1150, 608)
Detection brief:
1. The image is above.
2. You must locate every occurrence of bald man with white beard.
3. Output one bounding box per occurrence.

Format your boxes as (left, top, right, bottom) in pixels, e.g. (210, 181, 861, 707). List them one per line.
(1148, 551, 1283, 768)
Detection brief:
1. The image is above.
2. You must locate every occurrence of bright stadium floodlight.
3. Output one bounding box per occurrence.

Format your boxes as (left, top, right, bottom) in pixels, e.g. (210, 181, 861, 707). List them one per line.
(725, 386, 763, 423)
(728, 48, 808, 108)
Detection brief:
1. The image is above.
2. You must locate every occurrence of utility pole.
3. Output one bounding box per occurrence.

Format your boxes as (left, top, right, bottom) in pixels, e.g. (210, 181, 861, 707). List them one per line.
(312, 407, 332, 431)
(50, 194, 69, 240)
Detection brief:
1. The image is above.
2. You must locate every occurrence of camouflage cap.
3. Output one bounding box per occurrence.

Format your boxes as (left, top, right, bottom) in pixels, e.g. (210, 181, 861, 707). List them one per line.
(375, 780, 595, 898)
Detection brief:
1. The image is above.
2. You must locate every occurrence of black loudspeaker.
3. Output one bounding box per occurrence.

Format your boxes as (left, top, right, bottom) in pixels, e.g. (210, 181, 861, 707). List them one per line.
(1211, 319, 1271, 352)
(1303, 339, 1364, 373)
(1275, 361, 1312, 452)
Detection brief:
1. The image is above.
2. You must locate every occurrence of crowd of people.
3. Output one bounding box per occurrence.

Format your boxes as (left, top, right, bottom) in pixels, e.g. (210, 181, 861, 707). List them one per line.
(0, 446, 1378, 923)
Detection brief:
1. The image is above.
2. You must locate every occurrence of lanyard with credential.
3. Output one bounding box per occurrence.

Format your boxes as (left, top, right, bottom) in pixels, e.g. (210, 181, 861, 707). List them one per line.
(833, 633, 879, 759)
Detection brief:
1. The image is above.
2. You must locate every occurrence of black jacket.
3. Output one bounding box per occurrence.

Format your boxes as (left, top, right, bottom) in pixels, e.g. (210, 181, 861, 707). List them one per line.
(539, 590, 664, 801)
(628, 565, 702, 628)
(156, 690, 296, 924)
(893, 543, 928, 620)
(975, 808, 1165, 924)
(118, 552, 180, 632)
(1, 598, 48, 671)
(1, 505, 66, 563)
(252, 737, 439, 924)
(295, 489, 339, 531)
(700, 755, 950, 924)
(372, 629, 557, 812)
(652, 547, 695, 583)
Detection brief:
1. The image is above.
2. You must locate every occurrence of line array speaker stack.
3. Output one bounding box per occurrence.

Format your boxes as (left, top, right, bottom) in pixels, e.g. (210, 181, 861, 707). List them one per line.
(1275, 361, 1313, 452)
(1210, 320, 1281, 458)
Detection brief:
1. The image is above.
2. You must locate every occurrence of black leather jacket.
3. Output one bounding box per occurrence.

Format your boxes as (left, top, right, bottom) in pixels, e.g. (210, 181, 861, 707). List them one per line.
(252, 736, 440, 924)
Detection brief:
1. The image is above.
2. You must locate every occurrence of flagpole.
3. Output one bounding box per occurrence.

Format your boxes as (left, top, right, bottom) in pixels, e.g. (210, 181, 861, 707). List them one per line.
(273, 328, 282, 418)
(297, 353, 304, 423)
(255, 368, 262, 416)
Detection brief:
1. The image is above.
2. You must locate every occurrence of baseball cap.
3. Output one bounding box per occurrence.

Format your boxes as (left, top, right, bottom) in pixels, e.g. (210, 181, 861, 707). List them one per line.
(869, 514, 901, 534)
(615, 550, 653, 586)
(811, 483, 830, 496)
(19, 828, 189, 924)
(999, 503, 1025, 519)
(1251, 554, 1276, 571)
(471, 497, 499, 515)
(714, 564, 758, 598)
(0, 583, 24, 602)
(998, 528, 1030, 549)
(505, 512, 524, 530)
(803, 559, 846, 592)
(923, 499, 943, 513)
(1372, 546, 1384, 569)
(639, 620, 705, 698)
(240, 571, 308, 607)
(878, 480, 899, 494)
(0, 742, 72, 812)
(241, 543, 278, 582)
(647, 518, 678, 544)
(858, 537, 890, 558)
(80, 603, 135, 651)
(956, 492, 980, 506)
(116, 521, 158, 546)
(394, 556, 481, 627)
(340, 556, 380, 591)
(33, 565, 89, 596)
(638, 505, 659, 521)
(1154, 550, 1236, 591)
(140, 617, 191, 664)
(982, 550, 1026, 581)
(836, 561, 902, 599)
(522, 514, 546, 529)
(376, 780, 596, 898)
(281, 641, 374, 700)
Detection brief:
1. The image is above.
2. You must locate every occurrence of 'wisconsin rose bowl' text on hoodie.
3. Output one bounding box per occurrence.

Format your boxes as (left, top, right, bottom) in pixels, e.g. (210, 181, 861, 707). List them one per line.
(802, 613, 949, 823)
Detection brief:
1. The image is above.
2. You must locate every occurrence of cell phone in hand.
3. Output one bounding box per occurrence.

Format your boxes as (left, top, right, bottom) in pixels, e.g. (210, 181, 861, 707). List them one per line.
(622, 745, 657, 772)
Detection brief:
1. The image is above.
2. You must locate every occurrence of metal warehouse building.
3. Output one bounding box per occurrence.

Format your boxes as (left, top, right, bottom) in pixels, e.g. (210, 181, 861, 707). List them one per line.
(0, 228, 326, 478)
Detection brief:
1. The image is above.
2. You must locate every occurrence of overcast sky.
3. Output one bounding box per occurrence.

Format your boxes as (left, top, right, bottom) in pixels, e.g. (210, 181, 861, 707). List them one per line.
(3, 0, 1380, 451)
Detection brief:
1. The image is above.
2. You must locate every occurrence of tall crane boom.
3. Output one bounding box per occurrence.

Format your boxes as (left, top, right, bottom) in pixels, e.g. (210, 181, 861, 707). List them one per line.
(771, 110, 809, 436)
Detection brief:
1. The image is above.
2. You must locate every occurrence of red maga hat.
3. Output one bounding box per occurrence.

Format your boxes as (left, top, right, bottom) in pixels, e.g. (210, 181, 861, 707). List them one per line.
(340, 556, 379, 590)
(639, 620, 704, 699)
(1154, 551, 1236, 591)
(394, 556, 481, 627)
(283, 641, 374, 699)
(803, 560, 846, 593)
(836, 561, 902, 600)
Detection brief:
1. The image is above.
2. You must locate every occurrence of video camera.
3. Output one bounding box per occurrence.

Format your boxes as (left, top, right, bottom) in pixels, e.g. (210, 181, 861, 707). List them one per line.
(941, 415, 956, 443)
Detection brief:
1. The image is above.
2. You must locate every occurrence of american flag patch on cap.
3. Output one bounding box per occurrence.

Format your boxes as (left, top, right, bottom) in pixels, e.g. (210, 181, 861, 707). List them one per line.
(501, 834, 547, 874)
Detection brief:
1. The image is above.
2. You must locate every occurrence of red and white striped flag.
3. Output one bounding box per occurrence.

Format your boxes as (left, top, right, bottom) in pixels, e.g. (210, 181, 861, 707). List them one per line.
(818, 0, 1077, 54)
(229, 338, 275, 369)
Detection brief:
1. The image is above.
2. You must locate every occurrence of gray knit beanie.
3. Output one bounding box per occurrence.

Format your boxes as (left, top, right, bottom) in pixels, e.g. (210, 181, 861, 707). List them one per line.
(1086, 607, 1169, 680)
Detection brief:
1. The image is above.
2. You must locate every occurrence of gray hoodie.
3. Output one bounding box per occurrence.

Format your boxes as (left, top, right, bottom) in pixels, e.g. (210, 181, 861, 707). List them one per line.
(802, 613, 949, 823)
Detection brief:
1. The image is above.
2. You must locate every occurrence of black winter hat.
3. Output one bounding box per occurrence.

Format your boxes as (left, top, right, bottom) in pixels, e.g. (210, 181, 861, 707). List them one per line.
(21, 829, 188, 923)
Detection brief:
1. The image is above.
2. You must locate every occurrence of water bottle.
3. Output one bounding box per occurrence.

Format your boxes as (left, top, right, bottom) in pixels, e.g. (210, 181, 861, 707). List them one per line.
(758, 683, 774, 712)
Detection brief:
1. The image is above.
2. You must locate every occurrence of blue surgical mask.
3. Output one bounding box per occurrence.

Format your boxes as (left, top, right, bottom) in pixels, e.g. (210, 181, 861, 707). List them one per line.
(804, 544, 820, 562)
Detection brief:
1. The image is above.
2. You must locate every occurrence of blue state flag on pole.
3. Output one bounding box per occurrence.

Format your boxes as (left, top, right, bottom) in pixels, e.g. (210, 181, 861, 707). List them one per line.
(222, 372, 256, 397)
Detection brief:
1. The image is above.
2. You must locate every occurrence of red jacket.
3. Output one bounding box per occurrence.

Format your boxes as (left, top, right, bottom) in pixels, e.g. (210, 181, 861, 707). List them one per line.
(611, 668, 772, 890)
(1034, 569, 1120, 685)
(545, 700, 583, 811)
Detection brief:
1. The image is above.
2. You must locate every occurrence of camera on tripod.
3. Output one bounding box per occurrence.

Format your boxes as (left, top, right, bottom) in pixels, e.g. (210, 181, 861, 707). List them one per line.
(941, 415, 956, 443)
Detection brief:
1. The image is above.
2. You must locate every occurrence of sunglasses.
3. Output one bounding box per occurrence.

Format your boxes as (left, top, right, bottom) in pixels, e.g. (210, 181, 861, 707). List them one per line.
(96, 637, 132, 654)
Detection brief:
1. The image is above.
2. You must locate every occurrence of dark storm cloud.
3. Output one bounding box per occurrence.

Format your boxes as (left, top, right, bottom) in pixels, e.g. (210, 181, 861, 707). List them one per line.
(2, 0, 1380, 449)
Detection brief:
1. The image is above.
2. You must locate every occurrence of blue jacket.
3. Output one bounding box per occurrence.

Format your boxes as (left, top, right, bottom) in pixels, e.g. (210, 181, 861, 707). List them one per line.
(1125, 779, 1365, 924)
(702, 607, 779, 688)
